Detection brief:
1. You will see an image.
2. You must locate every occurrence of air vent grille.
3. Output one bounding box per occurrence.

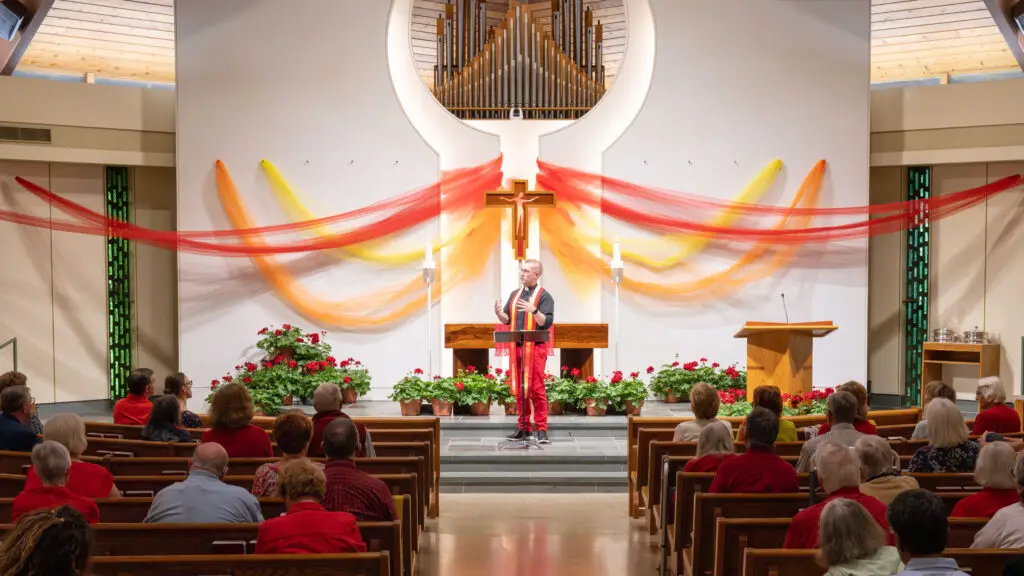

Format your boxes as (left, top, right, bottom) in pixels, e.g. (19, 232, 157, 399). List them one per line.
(0, 125, 52, 143)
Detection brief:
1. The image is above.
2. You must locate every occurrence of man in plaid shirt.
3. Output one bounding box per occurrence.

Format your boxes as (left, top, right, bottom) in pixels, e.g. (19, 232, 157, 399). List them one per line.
(322, 418, 397, 522)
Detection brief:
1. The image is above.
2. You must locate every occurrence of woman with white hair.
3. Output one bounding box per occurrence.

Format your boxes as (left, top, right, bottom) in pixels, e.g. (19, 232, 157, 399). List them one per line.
(972, 376, 1021, 435)
(24, 413, 119, 498)
(951, 441, 1019, 518)
(683, 421, 736, 473)
(817, 498, 902, 576)
(856, 435, 918, 505)
(972, 454, 1024, 548)
(908, 398, 980, 473)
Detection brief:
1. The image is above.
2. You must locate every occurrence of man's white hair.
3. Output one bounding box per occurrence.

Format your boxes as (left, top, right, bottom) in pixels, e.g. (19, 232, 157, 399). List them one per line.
(32, 440, 71, 486)
(854, 435, 899, 479)
(314, 382, 343, 412)
(975, 441, 1017, 489)
(814, 442, 862, 494)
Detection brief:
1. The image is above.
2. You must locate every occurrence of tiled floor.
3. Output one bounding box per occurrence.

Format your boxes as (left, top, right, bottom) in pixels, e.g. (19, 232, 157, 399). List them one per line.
(415, 494, 659, 576)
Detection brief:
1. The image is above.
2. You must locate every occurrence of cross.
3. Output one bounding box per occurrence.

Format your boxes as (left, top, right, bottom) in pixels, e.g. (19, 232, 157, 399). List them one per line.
(485, 179, 555, 260)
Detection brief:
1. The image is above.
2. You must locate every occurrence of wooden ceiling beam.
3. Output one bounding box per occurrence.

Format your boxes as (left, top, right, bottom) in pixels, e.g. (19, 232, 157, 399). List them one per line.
(1, 0, 57, 75)
(980, 0, 1024, 70)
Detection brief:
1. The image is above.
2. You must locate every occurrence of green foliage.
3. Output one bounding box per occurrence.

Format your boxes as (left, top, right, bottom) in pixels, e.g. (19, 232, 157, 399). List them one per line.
(607, 371, 648, 411)
(389, 370, 429, 402)
(647, 357, 746, 400)
(426, 377, 460, 402)
(717, 400, 753, 417)
(545, 374, 578, 406)
(576, 376, 611, 410)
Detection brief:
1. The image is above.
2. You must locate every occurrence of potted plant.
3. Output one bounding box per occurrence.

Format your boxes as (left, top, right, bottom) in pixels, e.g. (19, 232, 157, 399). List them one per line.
(389, 369, 428, 416)
(490, 369, 518, 415)
(647, 361, 689, 403)
(545, 366, 579, 415)
(576, 375, 609, 416)
(337, 358, 371, 404)
(426, 377, 458, 416)
(453, 366, 493, 416)
(609, 370, 647, 415)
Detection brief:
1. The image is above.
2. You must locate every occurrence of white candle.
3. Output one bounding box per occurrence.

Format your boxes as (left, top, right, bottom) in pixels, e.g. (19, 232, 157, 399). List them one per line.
(611, 241, 623, 268)
(423, 241, 436, 269)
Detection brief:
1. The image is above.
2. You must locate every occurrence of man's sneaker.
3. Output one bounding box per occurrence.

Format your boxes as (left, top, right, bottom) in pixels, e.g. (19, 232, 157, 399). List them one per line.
(537, 430, 551, 444)
(506, 429, 527, 441)
(524, 431, 537, 443)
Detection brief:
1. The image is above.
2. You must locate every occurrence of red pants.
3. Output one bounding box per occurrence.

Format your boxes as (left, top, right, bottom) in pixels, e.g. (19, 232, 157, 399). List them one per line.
(514, 342, 549, 432)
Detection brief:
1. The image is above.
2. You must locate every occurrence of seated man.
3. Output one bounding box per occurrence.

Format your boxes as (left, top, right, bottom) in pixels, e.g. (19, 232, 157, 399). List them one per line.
(145, 442, 263, 523)
(784, 442, 891, 549)
(796, 391, 864, 473)
(0, 371, 43, 434)
(12, 441, 100, 523)
(308, 383, 372, 457)
(0, 385, 40, 452)
(256, 459, 367, 554)
(322, 418, 397, 521)
(891, 489, 970, 575)
(709, 407, 799, 493)
(112, 370, 154, 425)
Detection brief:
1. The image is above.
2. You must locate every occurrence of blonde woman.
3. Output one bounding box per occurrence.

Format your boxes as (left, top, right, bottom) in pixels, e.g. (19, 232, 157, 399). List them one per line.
(200, 382, 273, 458)
(973, 376, 1021, 435)
(24, 414, 119, 498)
(817, 499, 902, 576)
(856, 435, 917, 505)
(683, 421, 735, 473)
(907, 398, 979, 473)
(672, 383, 722, 441)
(950, 441, 1018, 518)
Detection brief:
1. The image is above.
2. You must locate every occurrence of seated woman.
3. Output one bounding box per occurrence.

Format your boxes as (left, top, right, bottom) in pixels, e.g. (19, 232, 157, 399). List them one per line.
(163, 372, 202, 429)
(908, 398, 980, 473)
(0, 371, 43, 435)
(972, 455, 1024, 548)
(973, 377, 1021, 435)
(141, 395, 194, 443)
(255, 459, 366, 554)
(673, 383, 724, 442)
(818, 380, 876, 436)
(817, 498, 902, 576)
(252, 411, 323, 497)
(0, 506, 92, 576)
(951, 441, 1019, 518)
(25, 413, 119, 498)
(200, 382, 273, 458)
(737, 385, 797, 443)
(683, 420, 736, 473)
(856, 435, 918, 505)
(912, 380, 957, 440)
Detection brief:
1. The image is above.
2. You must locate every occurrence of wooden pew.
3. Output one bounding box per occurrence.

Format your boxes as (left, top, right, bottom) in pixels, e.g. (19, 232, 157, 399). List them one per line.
(742, 548, 1024, 576)
(715, 517, 988, 576)
(83, 437, 203, 458)
(89, 552, 391, 576)
(634, 427, 674, 519)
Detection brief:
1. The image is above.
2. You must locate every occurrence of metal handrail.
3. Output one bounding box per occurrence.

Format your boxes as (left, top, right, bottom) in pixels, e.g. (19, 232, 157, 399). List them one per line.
(0, 337, 16, 372)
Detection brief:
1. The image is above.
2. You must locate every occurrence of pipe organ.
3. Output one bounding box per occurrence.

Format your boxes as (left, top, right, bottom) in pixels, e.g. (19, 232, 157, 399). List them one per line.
(433, 0, 607, 120)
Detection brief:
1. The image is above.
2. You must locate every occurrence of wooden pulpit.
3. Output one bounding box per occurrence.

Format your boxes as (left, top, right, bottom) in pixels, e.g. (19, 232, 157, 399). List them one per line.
(734, 321, 838, 400)
(444, 323, 608, 378)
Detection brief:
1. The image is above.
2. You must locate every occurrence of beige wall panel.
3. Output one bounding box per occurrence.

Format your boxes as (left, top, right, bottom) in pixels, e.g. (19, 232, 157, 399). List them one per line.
(868, 166, 904, 396)
(984, 161, 1024, 398)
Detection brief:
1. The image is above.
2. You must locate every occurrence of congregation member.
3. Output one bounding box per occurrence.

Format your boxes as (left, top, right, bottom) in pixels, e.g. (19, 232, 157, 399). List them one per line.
(796, 391, 864, 473)
(322, 418, 397, 521)
(255, 459, 366, 554)
(309, 382, 372, 458)
(25, 414, 119, 498)
(951, 441, 1018, 518)
(252, 411, 322, 497)
(784, 442, 891, 549)
(0, 371, 43, 434)
(973, 377, 1021, 435)
(164, 372, 202, 428)
(145, 442, 263, 523)
(709, 407, 799, 493)
(141, 395, 194, 443)
(0, 506, 92, 576)
(200, 382, 273, 458)
(907, 398, 980, 473)
(682, 419, 736, 473)
(13, 442, 100, 523)
(970, 453, 1024, 548)
(817, 381, 877, 436)
(816, 499, 902, 576)
(889, 489, 970, 575)
(737, 385, 797, 443)
(0, 385, 40, 452)
(855, 435, 918, 505)
(911, 380, 957, 440)
(672, 382, 724, 442)
(112, 369, 154, 425)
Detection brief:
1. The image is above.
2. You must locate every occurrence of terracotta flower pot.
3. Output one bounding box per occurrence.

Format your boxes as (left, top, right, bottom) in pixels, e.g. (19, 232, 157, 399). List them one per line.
(470, 401, 491, 416)
(281, 395, 293, 406)
(503, 402, 519, 416)
(625, 400, 644, 416)
(664, 391, 684, 404)
(431, 399, 453, 416)
(584, 400, 606, 417)
(341, 387, 359, 404)
(548, 401, 564, 415)
(399, 399, 422, 416)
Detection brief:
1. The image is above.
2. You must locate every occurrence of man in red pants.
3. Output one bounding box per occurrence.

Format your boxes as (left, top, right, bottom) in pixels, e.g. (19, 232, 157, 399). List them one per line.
(494, 259, 554, 444)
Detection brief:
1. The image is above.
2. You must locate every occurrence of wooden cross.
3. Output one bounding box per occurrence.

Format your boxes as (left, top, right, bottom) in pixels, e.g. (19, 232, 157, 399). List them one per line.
(485, 179, 555, 260)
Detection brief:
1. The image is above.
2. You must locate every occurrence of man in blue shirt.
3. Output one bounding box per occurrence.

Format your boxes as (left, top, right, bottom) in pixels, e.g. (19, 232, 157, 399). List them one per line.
(0, 385, 40, 452)
(889, 489, 969, 575)
(144, 442, 263, 523)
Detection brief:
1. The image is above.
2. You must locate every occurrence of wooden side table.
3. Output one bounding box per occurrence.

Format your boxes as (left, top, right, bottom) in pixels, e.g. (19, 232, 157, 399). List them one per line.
(920, 342, 1000, 406)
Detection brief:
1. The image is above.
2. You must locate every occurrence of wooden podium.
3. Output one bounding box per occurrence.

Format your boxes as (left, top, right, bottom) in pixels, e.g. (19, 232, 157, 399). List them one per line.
(444, 323, 608, 378)
(734, 321, 838, 400)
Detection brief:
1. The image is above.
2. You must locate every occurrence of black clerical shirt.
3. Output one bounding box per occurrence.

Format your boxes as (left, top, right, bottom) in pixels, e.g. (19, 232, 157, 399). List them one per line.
(502, 285, 554, 330)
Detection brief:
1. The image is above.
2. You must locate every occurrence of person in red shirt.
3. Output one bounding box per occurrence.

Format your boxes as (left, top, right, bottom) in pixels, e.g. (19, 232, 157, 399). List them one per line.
(322, 418, 397, 521)
(308, 383, 371, 458)
(683, 420, 736, 473)
(710, 407, 800, 493)
(783, 442, 892, 549)
(25, 414, 119, 498)
(13, 441, 100, 524)
(255, 458, 366, 554)
(951, 441, 1019, 518)
(113, 369, 154, 425)
(200, 382, 273, 458)
(973, 377, 1021, 435)
(817, 380, 877, 436)
(0, 506, 93, 576)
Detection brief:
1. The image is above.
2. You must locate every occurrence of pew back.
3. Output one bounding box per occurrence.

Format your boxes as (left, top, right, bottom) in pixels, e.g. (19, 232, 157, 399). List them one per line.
(89, 552, 391, 576)
(743, 548, 1024, 576)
